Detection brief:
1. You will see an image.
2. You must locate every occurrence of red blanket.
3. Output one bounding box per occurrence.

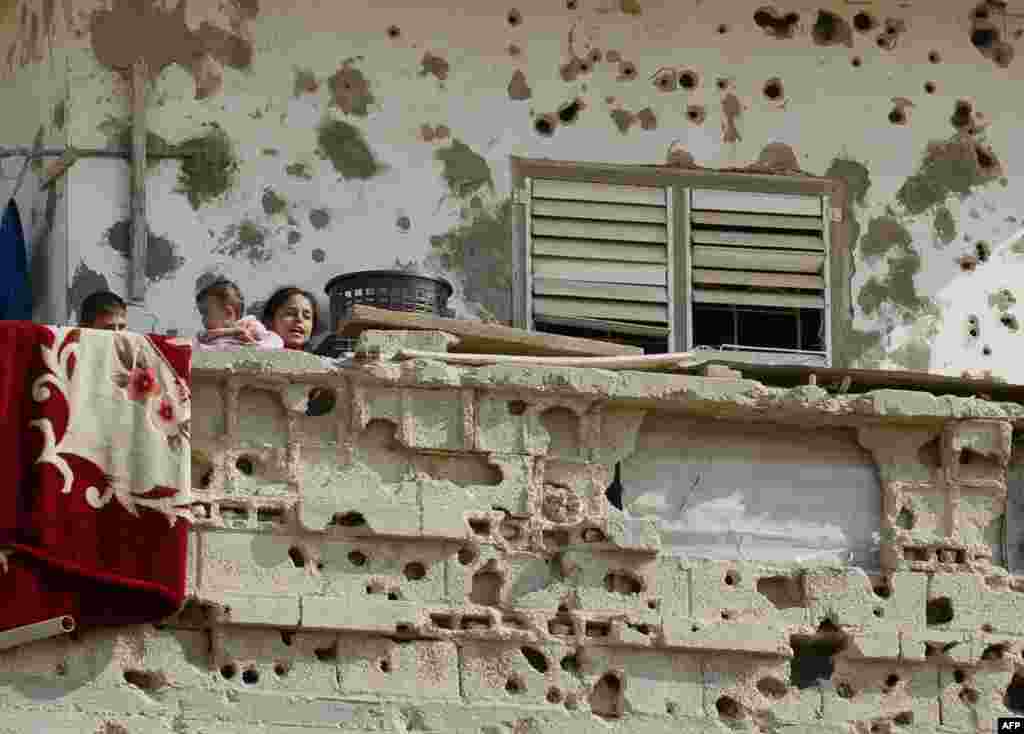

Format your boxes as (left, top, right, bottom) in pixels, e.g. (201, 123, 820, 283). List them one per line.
(0, 322, 192, 631)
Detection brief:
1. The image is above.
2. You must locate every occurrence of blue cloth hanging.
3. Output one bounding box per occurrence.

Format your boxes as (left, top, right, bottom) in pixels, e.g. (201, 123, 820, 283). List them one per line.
(0, 199, 31, 321)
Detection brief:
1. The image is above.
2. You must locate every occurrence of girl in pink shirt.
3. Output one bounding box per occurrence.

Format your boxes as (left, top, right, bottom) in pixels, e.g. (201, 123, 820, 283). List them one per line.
(194, 278, 283, 351)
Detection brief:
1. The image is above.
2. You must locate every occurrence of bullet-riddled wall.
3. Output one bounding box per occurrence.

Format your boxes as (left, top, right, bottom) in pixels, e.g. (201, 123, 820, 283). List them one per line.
(1, 0, 1023, 370)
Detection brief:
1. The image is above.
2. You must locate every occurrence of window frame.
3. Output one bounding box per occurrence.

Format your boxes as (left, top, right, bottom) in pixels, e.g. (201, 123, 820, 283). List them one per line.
(510, 156, 851, 366)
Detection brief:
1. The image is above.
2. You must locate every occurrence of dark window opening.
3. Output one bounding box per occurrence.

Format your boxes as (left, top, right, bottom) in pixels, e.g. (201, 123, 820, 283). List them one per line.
(534, 320, 668, 354)
(693, 304, 824, 353)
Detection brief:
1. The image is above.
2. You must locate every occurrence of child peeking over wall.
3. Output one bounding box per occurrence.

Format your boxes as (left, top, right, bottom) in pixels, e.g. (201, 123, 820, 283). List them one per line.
(194, 278, 283, 351)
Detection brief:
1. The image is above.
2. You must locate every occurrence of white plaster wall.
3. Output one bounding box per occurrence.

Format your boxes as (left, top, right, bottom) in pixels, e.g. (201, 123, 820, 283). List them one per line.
(5, 0, 1024, 373)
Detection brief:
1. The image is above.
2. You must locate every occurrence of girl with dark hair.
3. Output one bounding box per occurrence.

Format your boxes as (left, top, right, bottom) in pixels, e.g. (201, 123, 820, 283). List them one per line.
(261, 286, 320, 351)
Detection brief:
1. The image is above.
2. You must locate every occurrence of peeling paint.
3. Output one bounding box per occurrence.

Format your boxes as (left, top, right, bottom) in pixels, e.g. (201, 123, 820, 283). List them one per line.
(309, 208, 330, 230)
(329, 63, 374, 117)
(428, 200, 513, 322)
(988, 288, 1016, 312)
(932, 205, 956, 245)
(106, 220, 185, 282)
(857, 216, 931, 321)
(970, 2, 1014, 67)
(666, 142, 696, 168)
(860, 216, 912, 261)
(311, 247, 325, 263)
(890, 337, 932, 371)
(620, 0, 642, 15)
(261, 188, 288, 217)
(68, 262, 110, 320)
(174, 124, 239, 210)
(293, 68, 319, 96)
(51, 99, 65, 130)
(89, 0, 256, 99)
(435, 139, 493, 198)
(825, 158, 870, 206)
(895, 134, 1002, 216)
(316, 119, 385, 180)
(285, 162, 312, 180)
(217, 219, 271, 264)
(507, 70, 531, 100)
(420, 52, 449, 81)
(721, 93, 742, 143)
(287, 231, 301, 245)
(686, 104, 706, 125)
(751, 142, 800, 172)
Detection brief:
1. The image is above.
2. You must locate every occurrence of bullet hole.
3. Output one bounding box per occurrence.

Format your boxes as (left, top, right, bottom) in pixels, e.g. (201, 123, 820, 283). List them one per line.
(1004, 676, 1024, 713)
(314, 643, 338, 662)
(924, 81, 936, 94)
(951, 100, 973, 129)
(404, 562, 426, 580)
(895, 506, 915, 529)
(588, 48, 603, 64)
(757, 677, 788, 699)
(396, 215, 411, 232)
(928, 50, 941, 63)
(288, 546, 306, 567)
(717, 23, 729, 33)
(617, 60, 637, 80)
(220, 663, 238, 679)
(956, 686, 979, 706)
(470, 565, 503, 606)
(468, 518, 491, 536)
(716, 695, 742, 720)
(591, 673, 624, 718)
(331, 512, 366, 528)
(653, 68, 678, 91)
(124, 670, 168, 691)
(851, 55, 862, 67)
(976, 145, 997, 171)
(505, 675, 525, 694)
(836, 682, 855, 698)
(605, 570, 643, 594)
(789, 621, 849, 689)
(678, 70, 699, 90)
(586, 620, 611, 637)
(558, 99, 584, 123)
(686, 104, 706, 124)
(567, 0, 577, 8)
(976, 240, 992, 262)
(280, 630, 294, 645)
(507, 8, 522, 26)
(578, 61, 590, 73)
(984, 643, 1007, 660)
(926, 597, 954, 625)
(386, 25, 400, 38)
(812, 10, 852, 47)
(582, 527, 605, 542)
(753, 7, 800, 39)
(547, 687, 563, 703)
(235, 456, 254, 475)
(457, 546, 478, 565)
(376, 658, 391, 673)
(853, 11, 876, 32)
(560, 653, 580, 673)
(274, 662, 288, 677)
(888, 106, 907, 125)
(893, 712, 913, 726)
(534, 115, 556, 137)
(763, 77, 783, 100)
(507, 400, 527, 415)
(720, 610, 732, 620)
(508, 43, 521, 56)
(716, 77, 728, 90)
(242, 667, 259, 685)
(724, 570, 741, 586)
(983, 345, 992, 356)
(521, 646, 549, 673)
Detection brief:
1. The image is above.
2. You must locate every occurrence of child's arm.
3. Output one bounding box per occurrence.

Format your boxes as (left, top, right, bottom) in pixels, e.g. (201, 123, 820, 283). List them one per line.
(198, 325, 257, 343)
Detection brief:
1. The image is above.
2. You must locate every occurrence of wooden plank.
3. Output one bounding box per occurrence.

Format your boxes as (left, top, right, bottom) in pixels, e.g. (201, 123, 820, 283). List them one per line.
(692, 268, 825, 290)
(691, 188, 822, 217)
(691, 229, 824, 251)
(534, 296, 668, 323)
(533, 178, 665, 206)
(338, 304, 642, 357)
(693, 288, 825, 309)
(533, 277, 667, 303)
(691, 210, 823, 231)
(532, 257, 666, 285)
(129, 58, 148, 302)
(532, 217, 667, 243)
(531, 199, 666, 223)
(692, 246, 825, 274)
(532, 237, 666, 263)
(536, 314, 670, 337)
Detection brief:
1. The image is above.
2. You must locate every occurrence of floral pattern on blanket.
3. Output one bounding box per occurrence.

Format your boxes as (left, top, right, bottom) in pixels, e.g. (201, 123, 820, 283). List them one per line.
(30, 327, 192, 525)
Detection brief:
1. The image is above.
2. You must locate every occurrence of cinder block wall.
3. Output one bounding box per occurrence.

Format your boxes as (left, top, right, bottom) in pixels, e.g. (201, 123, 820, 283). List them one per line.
(4, 347, 1024, 734)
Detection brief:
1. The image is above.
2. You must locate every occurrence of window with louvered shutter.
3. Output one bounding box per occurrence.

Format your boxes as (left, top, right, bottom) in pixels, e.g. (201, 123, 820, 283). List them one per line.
(524, 179, 673, 352)
(687, 188, 829, 358)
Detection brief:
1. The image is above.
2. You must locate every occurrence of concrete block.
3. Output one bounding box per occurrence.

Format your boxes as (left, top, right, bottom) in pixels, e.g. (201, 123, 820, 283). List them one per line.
(300, 594, 422, 634)
(317, 536, 450, 605)
(702, 654, 819, 725)
(403, 388, 468, 450)
(475, 394, 545, 455)
(198, 529, 321, 596)
(561, 549, 658, 615)
(234, 386, 289, 448)
(223, 446, 293, 498)
(192, 380, 226, 439)
(209, 592, 302, 627)
(291, 381, 348, 447)
(354, 329, 461, 357)
(689, 561, 808, 628)
(419, 454, 532, 537)
(215, 627, 341, 696)
(929, 572, 1024, 636)
(805, 568, 925, 630)
(824, 657, 939, 727)
(335, 637, 460, 700)
(579, 646, 702, 718)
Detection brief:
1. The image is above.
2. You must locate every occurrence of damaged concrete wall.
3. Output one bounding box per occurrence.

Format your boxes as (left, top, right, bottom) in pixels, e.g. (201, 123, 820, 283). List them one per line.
(2, 0, 1024, 373)
(3, 346, 1023, 732)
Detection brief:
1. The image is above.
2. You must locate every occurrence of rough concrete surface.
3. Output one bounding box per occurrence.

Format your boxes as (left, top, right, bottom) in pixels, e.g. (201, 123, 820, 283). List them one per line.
(4, 347, 1024, 733)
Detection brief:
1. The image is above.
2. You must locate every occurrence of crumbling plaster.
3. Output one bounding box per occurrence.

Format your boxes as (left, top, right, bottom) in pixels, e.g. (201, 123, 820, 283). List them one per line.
(6, 345, 1024, 732)
(0, 0, 1023, 373)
